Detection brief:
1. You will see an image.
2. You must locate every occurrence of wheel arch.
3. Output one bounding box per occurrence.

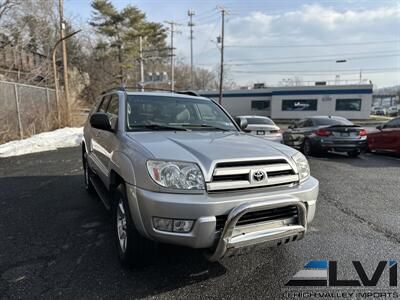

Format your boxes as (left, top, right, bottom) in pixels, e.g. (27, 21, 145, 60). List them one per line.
(109, 169, 125, 195)
(110, 151, 137, 187)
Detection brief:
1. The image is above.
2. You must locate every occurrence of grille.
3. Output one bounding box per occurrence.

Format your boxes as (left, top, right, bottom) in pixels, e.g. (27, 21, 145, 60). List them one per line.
(214, 205, 298, 231)
(207, 158, 298, 191)
(237, 206, 298, 226)
(215, 215, 227, 232)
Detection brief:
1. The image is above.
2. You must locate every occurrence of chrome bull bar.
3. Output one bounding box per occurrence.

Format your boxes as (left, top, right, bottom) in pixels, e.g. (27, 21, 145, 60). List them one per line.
(208, 199, 307, 262)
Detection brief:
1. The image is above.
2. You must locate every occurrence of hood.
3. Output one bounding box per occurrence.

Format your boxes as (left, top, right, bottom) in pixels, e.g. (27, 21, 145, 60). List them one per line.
(127, 131, 297, 180)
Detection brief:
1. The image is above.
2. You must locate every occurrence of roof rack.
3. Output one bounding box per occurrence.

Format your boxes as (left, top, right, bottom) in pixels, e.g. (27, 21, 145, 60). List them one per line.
(100, 86, 200, 97)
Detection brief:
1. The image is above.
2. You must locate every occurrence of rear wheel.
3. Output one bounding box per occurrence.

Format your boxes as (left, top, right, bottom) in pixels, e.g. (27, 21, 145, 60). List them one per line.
(113, 184, 154, 268)
(347, 150, 361, 158)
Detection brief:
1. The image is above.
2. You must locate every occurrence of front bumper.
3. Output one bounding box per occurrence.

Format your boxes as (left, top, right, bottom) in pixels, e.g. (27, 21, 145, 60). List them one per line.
(126, 176, 318, 258)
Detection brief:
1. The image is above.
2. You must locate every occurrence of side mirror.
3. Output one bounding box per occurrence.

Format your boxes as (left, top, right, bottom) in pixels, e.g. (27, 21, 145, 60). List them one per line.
(90, 112, 112, 131)
(239, 117, 248, 131)
(376, 124, 384, 130)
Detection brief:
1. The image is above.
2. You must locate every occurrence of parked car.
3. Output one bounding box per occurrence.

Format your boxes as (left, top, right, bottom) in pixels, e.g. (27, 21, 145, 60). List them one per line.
(234, 115, 282, 143)
(372, 106, 386, 116)
(386, 106, 398, 117)
(282, 116, 367, 157)
(368, 117, 400, 155)
(82, 87, 319, 267)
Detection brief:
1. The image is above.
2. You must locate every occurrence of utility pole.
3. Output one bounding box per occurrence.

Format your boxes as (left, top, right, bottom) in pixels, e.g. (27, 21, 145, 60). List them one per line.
(52, 30, 81, 128)
(165, 21, 181, 91)
(139, 36, 144, 92)
(188, 10, 195, 89)
(217, 6, 228, 105)
(58, 0, 71, 126)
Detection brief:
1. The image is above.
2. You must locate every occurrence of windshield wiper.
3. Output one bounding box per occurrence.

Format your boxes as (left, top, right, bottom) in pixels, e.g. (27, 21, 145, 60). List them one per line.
(183, 124, 232, 131)
(131, 124, 189, 131)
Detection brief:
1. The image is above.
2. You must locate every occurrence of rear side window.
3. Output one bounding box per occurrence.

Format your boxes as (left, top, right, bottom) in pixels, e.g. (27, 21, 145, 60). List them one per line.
(246, 117, 274, 125)
(303, 119, 314, 127)
(294, 119, 306, 128)
(313, 118, 353, 126)
(386, 118, 400, 128)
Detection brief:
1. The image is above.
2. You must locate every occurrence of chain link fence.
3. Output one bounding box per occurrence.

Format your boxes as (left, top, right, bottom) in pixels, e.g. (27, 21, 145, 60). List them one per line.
(0, 80, 68, 143)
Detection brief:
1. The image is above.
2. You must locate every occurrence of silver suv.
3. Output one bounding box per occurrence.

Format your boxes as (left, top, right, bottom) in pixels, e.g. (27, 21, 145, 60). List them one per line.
(82, 88, 319, 267)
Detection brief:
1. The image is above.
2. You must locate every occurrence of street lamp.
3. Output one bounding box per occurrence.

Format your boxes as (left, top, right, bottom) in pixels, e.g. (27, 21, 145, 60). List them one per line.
(51, 29, 81, 127)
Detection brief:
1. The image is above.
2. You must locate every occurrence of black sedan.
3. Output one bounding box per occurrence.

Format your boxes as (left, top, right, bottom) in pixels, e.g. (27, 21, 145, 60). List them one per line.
(282, 116, 367, 157)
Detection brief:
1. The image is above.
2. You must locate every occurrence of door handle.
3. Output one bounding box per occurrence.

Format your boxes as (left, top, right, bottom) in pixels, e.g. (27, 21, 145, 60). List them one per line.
(96, 131, 101, 137)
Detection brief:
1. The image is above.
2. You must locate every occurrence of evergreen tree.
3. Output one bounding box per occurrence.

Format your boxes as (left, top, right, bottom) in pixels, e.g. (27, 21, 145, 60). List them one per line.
(90, 0, 167, 84)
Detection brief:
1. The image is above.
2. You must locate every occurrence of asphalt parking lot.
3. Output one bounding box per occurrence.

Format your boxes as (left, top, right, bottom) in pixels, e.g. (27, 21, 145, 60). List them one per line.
(0, 147, 399, 299)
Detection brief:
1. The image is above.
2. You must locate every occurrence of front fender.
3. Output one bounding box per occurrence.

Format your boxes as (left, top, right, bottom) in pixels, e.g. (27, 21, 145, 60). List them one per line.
(110, 151, 136, 185)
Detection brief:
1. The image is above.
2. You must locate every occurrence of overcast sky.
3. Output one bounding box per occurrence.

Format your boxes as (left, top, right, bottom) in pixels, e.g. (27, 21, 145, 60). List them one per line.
(65, 0, 400, 88)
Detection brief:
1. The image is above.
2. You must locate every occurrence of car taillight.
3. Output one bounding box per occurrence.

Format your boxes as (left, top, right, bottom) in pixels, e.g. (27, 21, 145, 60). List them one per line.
(359, 129, 367, 137)
(315, 129, 332, 136)
(270, 129, 282, 133)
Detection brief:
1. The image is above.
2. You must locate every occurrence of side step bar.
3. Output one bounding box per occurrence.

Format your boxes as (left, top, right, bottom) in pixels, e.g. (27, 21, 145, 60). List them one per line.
(90, 174, 111, 210)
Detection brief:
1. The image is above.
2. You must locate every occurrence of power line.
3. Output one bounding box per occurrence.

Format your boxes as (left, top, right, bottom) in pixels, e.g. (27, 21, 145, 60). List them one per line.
(230, 67, 400, 74)
(195, 21, 220, 60)
(225, 49, 400, 62)
(226, 53, 400, 66)
(225, 40, 400, 48)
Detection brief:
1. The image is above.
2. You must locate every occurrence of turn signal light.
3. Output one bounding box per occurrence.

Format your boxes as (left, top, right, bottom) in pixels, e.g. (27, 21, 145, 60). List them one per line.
(315, 129, 332, 137)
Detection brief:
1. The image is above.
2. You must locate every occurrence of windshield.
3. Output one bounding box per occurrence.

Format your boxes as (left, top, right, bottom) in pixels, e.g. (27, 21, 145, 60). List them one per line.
(245, 117, 275, 125)
(313, 118, 353, 126)
(126, 95, 238, 131)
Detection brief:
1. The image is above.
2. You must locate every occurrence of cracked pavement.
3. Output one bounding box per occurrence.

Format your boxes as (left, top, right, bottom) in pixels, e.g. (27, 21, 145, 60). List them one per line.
(0, 147, 399, 299)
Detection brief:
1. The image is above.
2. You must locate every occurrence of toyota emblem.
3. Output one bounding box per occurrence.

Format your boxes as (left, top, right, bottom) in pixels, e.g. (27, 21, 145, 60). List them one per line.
(253, 170, 266, 182)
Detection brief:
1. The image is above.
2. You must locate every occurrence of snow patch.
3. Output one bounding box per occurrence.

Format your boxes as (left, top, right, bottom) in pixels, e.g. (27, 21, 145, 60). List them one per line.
(0, 127, 83, 158)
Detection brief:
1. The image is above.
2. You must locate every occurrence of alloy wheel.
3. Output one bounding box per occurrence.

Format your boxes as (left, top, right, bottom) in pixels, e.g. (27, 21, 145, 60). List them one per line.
(117, 198, 128, 253)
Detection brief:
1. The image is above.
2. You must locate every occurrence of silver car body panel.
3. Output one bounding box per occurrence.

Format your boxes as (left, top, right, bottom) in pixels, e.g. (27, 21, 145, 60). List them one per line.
(83, 91, 319, 259)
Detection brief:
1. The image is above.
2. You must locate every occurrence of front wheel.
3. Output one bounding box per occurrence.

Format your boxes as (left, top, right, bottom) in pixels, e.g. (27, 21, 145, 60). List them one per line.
(113, 184, 154, 268)
(302, 139, 314, 156)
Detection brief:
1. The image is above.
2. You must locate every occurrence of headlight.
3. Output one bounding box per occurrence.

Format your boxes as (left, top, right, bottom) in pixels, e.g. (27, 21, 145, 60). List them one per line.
(146, 160, 205, 190)
(292, 152, 310, 182)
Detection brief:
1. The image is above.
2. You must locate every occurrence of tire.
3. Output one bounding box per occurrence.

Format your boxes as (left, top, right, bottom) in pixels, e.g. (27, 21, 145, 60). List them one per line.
(347, 150, 361, 158)
(83, 152, 95, 193)
(302, 139, 314, 156)
(113, 184, 154, 268)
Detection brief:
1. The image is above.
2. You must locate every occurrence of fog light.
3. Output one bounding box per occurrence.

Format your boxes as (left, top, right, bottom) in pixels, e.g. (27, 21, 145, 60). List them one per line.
(153, 217, 173, 232)
(173, 220, 194, 233)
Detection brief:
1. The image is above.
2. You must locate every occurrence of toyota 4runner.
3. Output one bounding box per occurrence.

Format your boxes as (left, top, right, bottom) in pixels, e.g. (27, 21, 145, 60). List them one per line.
(82, 87, 319, 267)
